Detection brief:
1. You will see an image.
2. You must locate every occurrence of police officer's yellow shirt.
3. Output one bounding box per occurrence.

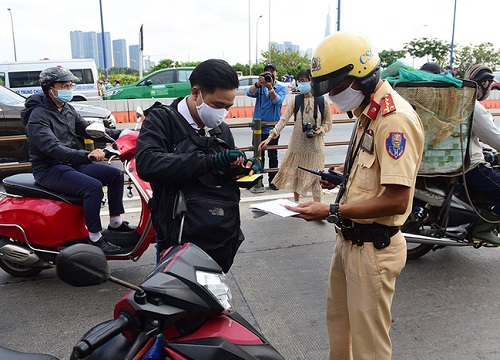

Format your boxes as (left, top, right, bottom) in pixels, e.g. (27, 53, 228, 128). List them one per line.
(343, 80, 424, 227)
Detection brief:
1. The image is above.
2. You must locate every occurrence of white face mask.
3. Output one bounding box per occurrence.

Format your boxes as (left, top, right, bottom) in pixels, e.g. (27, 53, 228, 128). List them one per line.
(328, 81, 365, 112)
(196, 92, 228, 129)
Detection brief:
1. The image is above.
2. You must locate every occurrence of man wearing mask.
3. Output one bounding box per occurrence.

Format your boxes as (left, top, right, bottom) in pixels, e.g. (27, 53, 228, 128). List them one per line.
(136, 59, 262, 272)
(247, 63, 287, 190)
(463, 64, 500, 244)
(22, 66, 131, 254)
(286, 32, 424, 360)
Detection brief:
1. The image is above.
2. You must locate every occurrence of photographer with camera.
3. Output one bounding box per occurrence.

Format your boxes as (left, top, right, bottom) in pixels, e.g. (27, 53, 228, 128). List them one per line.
(258, 69, 331, 202)
(247, 63, 287, 190)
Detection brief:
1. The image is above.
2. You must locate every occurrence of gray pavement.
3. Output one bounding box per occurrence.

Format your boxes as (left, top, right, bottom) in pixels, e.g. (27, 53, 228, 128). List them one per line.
(2, 186, 500, 359)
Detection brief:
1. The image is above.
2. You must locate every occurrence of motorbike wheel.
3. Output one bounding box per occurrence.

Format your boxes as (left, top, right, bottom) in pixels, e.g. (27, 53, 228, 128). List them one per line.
(407, 242, 434, 260)
(0, 257, 43, 277)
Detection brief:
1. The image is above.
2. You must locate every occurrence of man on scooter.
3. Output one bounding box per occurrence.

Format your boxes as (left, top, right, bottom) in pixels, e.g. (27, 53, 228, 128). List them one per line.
(464, 64, 500, 244)
(136, 59, 262, 272)
(21, 66, 133, 254)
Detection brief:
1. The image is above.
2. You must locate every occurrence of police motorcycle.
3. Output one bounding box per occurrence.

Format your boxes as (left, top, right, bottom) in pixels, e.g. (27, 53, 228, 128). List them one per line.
(394, 78, 500, 259)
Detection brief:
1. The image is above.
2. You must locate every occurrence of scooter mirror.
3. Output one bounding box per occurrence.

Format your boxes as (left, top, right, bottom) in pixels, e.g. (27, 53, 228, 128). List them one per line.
(85, 122, 107, 138)
(56, 244, 110, 287)
(86, 122, 115, 142)
(135, 106, 144, 131)
(136, 106, 144, 121)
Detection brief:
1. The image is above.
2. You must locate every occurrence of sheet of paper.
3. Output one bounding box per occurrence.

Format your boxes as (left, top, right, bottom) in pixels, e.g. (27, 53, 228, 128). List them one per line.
(249, 199, 300, 217)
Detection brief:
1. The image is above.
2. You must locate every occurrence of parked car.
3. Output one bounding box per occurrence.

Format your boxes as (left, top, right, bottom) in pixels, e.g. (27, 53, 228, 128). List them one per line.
(104, 67, 195, 100)
(237, 75, 293, 96)
(0, 85, 116, 177)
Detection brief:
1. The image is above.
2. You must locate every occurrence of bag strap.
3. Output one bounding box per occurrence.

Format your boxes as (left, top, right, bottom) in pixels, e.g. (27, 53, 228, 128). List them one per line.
(293, 93, 305, 121)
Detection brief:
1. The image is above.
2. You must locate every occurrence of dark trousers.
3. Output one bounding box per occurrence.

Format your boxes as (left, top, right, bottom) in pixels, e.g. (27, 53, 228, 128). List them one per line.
(259, 133, 280, 183)
(33, 163, 124, 233)
(465, 163, 500, 213)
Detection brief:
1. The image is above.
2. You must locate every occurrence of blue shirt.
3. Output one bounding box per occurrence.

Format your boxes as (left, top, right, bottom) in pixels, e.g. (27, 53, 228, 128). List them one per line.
(247, 83, 287, 134)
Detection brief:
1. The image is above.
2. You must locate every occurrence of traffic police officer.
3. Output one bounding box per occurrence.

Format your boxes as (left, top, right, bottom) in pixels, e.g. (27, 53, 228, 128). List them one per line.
(286, 31, 425, 360)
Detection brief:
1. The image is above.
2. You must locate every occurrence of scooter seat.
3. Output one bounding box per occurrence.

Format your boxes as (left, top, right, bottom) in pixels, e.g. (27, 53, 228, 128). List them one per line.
(2, 173, 83, 205)
(0, 346, 59, 360)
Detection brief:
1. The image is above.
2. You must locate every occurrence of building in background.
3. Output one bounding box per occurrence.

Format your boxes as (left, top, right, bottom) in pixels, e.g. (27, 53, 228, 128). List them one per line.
(129, 45, 140, 70)
(70, 31, 85, 59)
(113, 39, 128, 68)
(70, 31, 99, 67)
(271, 41, 312, 59)
(97, 32, 113, 69)
(144, 57, 155, 72)
(70, 31, 99, 68)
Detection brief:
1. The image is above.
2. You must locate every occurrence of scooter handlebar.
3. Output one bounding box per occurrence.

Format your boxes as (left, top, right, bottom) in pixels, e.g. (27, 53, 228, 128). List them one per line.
(73, 312, 132, 358)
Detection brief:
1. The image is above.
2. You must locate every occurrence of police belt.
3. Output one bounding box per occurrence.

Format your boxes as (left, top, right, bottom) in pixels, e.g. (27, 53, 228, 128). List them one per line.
(338, 219, 400, 248)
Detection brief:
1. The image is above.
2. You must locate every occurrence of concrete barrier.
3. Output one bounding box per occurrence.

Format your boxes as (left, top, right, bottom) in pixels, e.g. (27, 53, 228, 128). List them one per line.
(87, 91, 500, 123)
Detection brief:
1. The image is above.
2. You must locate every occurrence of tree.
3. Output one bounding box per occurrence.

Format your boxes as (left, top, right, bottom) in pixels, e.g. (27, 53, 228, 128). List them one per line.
(260, 44, 310, 79)
(404, 37, 450, 67)
(454, 42, 500, 77)
(147, 59, 177, 73)
(379, 49, 407, 69)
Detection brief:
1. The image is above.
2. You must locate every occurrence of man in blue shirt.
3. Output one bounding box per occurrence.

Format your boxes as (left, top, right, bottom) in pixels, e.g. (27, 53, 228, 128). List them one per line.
(247, 63, 287, 189)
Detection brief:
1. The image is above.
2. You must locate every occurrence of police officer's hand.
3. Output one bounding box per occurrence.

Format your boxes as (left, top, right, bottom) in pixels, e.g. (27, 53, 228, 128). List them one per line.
(88, 148, 105, 161)
(321, 165, 342, 189)
(284, 201, 330, 221)
(212, 149, 246, 173)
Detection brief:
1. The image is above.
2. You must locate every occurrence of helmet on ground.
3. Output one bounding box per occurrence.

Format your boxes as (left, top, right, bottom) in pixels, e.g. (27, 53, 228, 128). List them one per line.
(310, 31, 380, 97)
(40, 66, 79, 91)
(464, 64, 494, 101)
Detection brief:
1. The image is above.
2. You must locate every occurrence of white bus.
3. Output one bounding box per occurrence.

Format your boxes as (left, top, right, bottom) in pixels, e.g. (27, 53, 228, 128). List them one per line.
(0, 59, 101, 101)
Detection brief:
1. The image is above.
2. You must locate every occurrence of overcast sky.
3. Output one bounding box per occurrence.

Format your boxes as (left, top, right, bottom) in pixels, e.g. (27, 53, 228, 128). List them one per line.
(1, 0, 499, 69)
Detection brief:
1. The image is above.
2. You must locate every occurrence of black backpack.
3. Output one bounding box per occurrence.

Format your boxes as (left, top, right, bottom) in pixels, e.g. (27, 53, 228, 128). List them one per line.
(293, 93, 325, 122)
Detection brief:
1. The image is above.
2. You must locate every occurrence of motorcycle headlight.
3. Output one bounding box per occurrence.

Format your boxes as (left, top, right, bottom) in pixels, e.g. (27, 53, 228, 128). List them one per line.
(196, 270, 233, 311)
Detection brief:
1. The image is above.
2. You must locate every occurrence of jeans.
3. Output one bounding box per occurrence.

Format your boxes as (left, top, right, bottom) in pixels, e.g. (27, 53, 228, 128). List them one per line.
(464, 163, 500, 213)
(33, 163, 124, 233)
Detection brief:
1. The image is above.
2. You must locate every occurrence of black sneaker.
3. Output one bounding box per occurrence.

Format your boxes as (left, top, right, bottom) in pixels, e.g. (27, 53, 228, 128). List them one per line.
(107, 221, 136, 233)
(93, 237, 122, 254)
(268, 184, 279, 191)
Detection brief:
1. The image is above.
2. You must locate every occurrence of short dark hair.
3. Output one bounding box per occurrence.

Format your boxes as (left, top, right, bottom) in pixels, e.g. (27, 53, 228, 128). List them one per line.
(297, 69, 312, 81)
(189, 59, 239, 94)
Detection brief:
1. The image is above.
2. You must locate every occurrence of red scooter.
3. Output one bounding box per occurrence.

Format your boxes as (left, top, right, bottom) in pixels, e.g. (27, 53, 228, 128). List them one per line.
(0, 114, 155, 277)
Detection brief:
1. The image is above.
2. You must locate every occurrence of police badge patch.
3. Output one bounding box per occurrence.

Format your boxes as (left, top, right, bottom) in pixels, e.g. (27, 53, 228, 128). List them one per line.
(385, 132, 406, 159)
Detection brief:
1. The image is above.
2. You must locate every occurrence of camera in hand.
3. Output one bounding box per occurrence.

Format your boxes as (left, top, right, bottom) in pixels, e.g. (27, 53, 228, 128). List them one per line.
(298, 166, 343, 185)
(302, 122, 316, 138)
(261, 72, 274, 83)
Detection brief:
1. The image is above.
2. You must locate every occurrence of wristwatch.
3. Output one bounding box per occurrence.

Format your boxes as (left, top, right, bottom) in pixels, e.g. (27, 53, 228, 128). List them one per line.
(326, 203, 341, 224)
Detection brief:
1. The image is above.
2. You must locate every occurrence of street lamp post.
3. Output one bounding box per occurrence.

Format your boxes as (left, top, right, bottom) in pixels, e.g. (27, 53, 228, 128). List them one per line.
(256, 15, 263, 65)
(449, 0, 457, 71)
(7, 8, 17, 61)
